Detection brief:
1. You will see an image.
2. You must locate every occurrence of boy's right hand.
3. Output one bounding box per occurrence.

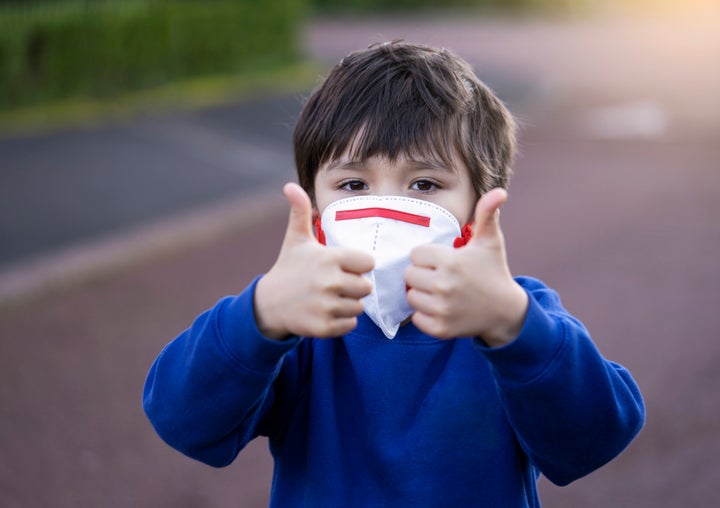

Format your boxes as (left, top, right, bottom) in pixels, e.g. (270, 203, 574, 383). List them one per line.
(253, 183, 375, 340)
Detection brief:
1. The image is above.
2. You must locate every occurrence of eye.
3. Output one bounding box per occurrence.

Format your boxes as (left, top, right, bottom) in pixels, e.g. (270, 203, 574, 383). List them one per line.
(410, 179, 438, 192)
(339, 179, 368, 192)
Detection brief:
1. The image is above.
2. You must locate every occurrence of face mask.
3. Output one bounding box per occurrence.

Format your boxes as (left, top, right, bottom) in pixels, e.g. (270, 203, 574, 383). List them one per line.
(316, 196, 472, 339)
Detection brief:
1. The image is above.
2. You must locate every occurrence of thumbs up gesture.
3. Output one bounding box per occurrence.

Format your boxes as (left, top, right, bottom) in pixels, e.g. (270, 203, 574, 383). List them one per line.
(254, 183, 375, 340)
(404, 188, 528, 346)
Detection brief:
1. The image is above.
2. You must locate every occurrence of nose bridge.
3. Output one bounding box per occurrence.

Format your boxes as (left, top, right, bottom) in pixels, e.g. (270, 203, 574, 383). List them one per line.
(375, 183, 403, 196)
(374, 166, 406, 196)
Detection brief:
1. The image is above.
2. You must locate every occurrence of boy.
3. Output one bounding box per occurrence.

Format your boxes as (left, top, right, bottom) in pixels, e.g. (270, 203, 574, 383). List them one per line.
(143, 42, 644, 507)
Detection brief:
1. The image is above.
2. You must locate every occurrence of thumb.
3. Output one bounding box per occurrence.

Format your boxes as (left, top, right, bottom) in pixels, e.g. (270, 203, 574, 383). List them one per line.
(282, 182, 315, 245)
(470, 188, 508, 243)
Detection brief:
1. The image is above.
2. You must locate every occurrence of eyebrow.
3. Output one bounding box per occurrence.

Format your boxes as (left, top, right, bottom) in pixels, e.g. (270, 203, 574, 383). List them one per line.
(405, 158, 456, 173)
(324, 159, 367, 172)
(324, 157, 456, 173)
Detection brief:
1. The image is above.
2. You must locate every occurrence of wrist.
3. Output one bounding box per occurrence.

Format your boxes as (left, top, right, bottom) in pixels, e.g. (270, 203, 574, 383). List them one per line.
(253, 275, 291, 341)
(482, 282, 529, 348)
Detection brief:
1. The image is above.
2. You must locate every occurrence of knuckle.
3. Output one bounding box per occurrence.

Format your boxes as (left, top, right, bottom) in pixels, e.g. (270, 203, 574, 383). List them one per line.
(320, 298, 341, 316)
(423, 320, 445, 339)
(414, 312, 450, 339)
(359, 277, 373, 295)
(432, 280, 452, 296)
(442, 256, 462, 273)
(431, 320, 452, 339)
(328, 318, 356, 337)
(328, 247, 352, 264)
(348, 300, 365, 316)
(432, 319, 447, 338)
(312, 319, 339, 338)
(317, 273, 342, 293)
(325, 279, 342, 294)
(429, 296, 451, 316)
(405, 289, 418, 307)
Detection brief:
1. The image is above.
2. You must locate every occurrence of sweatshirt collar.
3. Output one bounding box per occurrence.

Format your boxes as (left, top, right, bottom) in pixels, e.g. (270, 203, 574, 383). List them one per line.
(349, 313, 444, 344)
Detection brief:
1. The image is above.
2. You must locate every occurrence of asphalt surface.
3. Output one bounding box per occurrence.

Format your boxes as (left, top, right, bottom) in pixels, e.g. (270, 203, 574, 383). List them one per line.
(1, 6, 719, 507)
(0, 95, 301, 268)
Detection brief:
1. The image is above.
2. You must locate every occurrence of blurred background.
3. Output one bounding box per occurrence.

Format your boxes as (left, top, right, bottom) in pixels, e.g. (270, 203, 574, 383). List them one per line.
(1, 0, 718, 506)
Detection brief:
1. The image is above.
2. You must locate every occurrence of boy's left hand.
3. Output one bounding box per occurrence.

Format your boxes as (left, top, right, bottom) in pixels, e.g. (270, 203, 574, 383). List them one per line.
(404, 188, 528, 346)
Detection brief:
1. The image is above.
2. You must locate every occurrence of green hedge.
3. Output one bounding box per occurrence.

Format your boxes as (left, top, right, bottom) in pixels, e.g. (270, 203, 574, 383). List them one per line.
(0, 0, 306, 110)
(311, 0, 556, 13)
(309, 0, 581, 13)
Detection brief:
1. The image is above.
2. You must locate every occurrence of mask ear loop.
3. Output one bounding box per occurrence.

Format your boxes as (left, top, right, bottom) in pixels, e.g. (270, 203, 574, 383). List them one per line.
(453, 222, 473, 248)
(313, 215, 327, 245)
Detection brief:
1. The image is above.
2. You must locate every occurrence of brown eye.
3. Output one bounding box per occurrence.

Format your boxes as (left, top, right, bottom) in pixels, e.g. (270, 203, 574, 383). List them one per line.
(412, 180, 436, 192)
(341, 180, 368, 192)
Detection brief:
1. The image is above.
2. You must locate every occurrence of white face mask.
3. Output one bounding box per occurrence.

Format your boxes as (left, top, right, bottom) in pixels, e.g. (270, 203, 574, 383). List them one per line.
(317, 196, 470, 339)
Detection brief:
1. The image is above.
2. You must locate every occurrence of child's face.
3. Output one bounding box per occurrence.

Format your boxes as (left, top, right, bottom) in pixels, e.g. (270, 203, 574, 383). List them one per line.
(313, 151, 477, 225)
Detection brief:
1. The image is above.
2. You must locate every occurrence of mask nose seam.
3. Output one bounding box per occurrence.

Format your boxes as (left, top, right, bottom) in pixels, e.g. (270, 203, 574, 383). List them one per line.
(371, 223, 380, 253)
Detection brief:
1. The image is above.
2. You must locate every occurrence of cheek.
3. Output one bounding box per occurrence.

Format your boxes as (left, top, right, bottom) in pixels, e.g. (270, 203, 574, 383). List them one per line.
(312, 178, 334, 213)
(446, 178, 478, 224)
(463, 191, 479, 223)
(313, 193, 335, 216)
(452, 198, 477, 225)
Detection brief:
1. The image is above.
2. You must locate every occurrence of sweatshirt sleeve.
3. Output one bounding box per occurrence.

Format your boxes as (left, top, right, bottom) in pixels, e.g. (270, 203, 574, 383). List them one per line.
(474, 276, 645, 486)
(142, 276, 300, 467)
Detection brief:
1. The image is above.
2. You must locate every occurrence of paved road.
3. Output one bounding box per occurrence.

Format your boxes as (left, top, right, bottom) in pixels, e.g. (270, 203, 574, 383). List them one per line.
(1, 6, 719, 507)
(0, 95, 301, 268)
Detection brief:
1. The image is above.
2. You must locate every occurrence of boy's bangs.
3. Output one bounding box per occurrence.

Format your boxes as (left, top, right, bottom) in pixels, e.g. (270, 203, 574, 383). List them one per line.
(325, 109, 462, 172)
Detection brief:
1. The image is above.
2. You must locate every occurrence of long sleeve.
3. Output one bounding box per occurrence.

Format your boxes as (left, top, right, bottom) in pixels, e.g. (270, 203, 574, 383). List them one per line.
(142, 277, 300, 467)
(475, 276, 645, 486)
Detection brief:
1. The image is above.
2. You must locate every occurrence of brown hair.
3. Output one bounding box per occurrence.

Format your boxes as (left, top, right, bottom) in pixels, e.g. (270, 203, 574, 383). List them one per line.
(293, 41, 517, 201)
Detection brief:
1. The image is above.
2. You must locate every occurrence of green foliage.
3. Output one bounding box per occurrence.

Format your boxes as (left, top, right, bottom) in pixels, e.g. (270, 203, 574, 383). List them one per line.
(308, 0, 598, 15)
(310, 0, 542, 13)
(0, 0, 306, 110)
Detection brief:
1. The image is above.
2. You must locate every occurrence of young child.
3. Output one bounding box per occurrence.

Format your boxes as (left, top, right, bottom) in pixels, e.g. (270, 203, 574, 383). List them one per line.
(143, 41, 644, 507)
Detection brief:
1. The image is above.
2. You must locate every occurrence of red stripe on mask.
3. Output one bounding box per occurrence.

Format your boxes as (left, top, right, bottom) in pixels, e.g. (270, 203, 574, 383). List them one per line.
(335, 207, 431, 227)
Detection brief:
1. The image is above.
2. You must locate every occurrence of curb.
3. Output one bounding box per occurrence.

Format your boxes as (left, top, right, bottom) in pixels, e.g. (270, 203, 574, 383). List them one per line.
(0, 188, 288, 308)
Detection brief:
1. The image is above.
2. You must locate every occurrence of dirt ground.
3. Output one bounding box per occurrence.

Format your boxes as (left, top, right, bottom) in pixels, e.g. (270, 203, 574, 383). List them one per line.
(1, 6, 719, 507)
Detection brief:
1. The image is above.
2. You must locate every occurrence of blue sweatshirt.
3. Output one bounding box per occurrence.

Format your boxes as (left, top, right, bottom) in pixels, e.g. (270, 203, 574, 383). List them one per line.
(143, 276, 644, 507)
